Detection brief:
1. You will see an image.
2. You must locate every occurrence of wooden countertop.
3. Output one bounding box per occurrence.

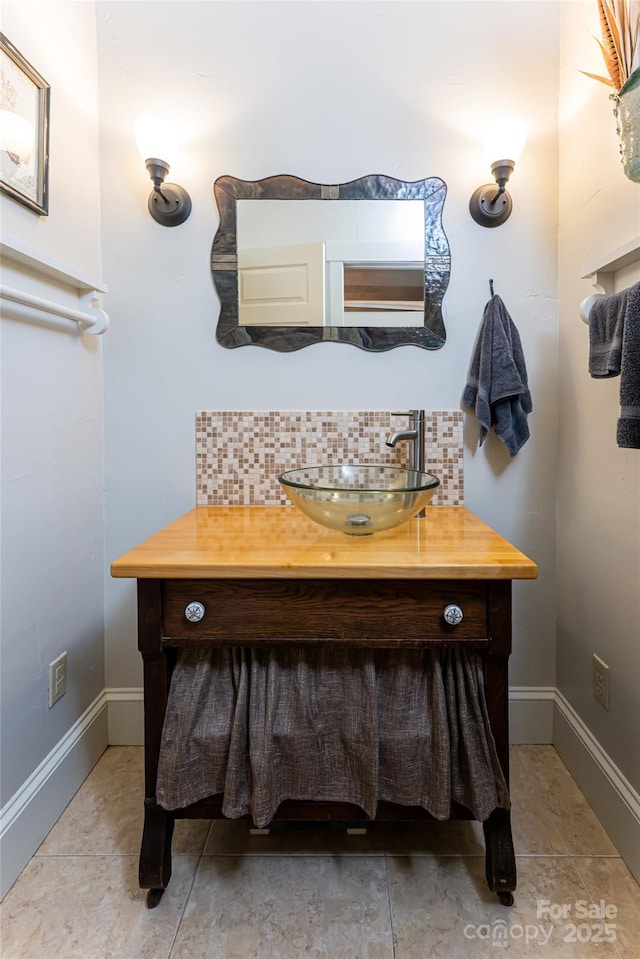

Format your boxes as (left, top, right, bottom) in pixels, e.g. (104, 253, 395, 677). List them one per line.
(110, 506, 537, 580)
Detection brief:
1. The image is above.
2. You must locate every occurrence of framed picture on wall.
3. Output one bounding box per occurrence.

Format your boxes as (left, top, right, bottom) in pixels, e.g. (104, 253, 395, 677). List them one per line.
(0, 33, 50, 215)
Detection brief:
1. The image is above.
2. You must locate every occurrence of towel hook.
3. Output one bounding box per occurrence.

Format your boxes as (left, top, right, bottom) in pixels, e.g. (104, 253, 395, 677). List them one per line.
(489, 279, 495, 296)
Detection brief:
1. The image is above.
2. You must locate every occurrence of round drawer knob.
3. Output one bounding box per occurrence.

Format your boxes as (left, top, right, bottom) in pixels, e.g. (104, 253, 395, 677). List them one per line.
(184, 601, 206, 623)
(443, 604, 464, 626)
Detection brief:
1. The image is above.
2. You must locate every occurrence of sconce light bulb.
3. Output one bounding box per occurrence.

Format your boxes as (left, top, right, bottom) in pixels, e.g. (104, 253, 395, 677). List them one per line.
(483, 117, 527, 166)
(134, 115, 180, 167)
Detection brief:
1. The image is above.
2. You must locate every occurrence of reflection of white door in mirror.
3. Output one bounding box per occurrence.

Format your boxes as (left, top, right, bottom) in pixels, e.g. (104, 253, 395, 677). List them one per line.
(238, 242, 326, 327)
(237, 200, 425, 328)
(324, 241, 423, 327)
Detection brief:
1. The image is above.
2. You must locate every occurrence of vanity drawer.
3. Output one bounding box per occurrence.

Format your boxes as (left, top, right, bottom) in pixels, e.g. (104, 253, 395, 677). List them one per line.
(161, 579, 489, 646)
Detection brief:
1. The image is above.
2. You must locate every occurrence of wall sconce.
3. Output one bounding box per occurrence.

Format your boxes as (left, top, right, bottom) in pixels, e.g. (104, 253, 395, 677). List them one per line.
(134, 116, 191, 226)
(469, 117, 527, 228)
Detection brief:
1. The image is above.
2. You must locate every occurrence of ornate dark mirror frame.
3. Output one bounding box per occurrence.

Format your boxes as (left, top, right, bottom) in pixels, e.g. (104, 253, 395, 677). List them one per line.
(211, 173, 450, 352)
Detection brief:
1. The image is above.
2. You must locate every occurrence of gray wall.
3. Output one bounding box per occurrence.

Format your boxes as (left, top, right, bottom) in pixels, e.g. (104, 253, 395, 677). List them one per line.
(557, 2, 640, 794)
(1, 2, 105, 805)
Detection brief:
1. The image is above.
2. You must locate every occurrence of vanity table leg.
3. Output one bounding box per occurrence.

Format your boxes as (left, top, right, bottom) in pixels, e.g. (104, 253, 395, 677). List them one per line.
(484, 580, 516, 904)
(137, 580, 175, 907)
(483, 808, 516, 905)
(140, 799, 174, 907)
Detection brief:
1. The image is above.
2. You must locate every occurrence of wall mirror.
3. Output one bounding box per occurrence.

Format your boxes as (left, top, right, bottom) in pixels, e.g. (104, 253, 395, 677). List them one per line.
(211, 174, 450, 352)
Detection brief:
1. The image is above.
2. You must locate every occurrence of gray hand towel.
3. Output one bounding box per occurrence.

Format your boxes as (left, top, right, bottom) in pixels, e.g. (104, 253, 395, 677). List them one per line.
(462, 294, 532, 456)
(588, 290, 629, 377)
(616, 281, 640, 449)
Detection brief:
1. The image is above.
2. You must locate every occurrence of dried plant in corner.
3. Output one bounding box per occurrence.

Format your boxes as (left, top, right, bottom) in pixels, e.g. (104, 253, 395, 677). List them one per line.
(583, 1, 640, 182)
(581, 0, 640, 91)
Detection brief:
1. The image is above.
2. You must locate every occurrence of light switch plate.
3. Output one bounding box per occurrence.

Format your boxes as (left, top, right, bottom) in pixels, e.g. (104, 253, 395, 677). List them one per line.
(592, 653, 610, 710)
(48, 651, 67, 708)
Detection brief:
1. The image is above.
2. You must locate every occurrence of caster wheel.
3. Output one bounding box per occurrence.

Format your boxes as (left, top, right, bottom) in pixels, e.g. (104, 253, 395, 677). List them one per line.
(146, 888, 164, 909)
(497, 891, 514, 907)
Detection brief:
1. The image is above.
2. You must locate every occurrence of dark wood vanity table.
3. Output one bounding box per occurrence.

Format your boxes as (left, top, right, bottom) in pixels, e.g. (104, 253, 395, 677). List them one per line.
(111, 505, 537, 908)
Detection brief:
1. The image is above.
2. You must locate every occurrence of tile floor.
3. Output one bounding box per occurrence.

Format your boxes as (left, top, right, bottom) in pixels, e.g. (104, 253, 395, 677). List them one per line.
(1, 745, 638, 958)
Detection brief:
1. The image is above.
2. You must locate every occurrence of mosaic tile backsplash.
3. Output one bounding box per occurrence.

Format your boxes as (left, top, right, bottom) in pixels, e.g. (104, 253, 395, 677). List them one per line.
(196, 411, 463, 508)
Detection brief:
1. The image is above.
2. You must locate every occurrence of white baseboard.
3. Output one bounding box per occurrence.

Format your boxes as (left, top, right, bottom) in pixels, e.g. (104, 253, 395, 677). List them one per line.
(509, 686, 556, 744)
(553, 692, 640, 884)
(0, 691, 109, 900)
(107, 687, 143, 745)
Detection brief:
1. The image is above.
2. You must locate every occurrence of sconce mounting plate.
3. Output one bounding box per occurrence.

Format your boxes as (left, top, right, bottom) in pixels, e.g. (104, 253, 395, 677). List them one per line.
(148, 183, 192, 227)
(469, 185, 513, 227)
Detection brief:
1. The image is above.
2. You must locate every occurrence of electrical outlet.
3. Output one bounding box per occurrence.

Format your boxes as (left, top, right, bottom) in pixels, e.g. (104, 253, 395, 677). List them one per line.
(592, 654, 610, 710)
(48, 652, 67, 708)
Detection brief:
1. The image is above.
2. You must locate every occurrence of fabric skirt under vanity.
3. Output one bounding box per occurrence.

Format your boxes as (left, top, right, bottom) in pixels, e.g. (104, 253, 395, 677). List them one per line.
(156, 646, 509, 827)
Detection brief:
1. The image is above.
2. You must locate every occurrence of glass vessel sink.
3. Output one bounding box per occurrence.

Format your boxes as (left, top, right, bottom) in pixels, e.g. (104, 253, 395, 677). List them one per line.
(278, 464, 440, 535)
